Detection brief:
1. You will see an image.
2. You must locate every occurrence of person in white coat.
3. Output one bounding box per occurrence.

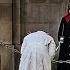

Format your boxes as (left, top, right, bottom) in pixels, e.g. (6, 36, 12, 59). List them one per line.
(19, 31, 56, 70)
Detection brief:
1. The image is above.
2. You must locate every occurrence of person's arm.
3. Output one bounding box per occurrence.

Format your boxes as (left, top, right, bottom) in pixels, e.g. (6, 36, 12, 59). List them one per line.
(21, 38, 27, 55)
(58, 18, 64, 41)
(48, 38, 56, 61)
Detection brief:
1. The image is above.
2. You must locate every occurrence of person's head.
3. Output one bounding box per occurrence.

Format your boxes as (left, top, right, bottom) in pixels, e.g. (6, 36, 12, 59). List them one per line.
(68, 3, 70, 14)
(27, 30, 31, 35)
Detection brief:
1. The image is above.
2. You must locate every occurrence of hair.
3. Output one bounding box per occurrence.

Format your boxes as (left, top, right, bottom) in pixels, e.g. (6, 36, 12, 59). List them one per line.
(68, 3, 70, 10)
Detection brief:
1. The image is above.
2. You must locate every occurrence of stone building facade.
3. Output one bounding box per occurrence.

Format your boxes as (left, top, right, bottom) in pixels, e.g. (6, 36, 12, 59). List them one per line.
(0, 0, 69, 70)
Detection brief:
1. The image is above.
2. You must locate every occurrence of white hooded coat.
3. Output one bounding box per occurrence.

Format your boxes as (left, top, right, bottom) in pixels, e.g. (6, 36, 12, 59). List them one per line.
(19, 31, 56, 70)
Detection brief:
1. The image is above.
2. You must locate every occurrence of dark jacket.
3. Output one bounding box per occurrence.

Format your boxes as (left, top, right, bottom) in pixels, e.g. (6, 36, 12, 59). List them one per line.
(58, 14, 70, 41)
(57, 14, 70, 70)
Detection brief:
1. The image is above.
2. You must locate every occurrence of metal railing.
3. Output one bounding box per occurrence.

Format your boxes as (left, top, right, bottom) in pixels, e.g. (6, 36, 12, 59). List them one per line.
(0, 42, 21, 70)
(0, 42, 21, 54)
(0, 42, 70, 70)
(52, 60, 70, 64)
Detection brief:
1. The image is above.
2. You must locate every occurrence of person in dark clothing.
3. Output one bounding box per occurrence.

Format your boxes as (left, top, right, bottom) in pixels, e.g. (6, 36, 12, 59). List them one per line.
(57, 4, 70, 70)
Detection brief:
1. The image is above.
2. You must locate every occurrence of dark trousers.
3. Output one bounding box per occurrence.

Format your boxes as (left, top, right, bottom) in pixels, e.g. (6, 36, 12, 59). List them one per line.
(57, 38, 70, 70)
(57, 63, 70, 70)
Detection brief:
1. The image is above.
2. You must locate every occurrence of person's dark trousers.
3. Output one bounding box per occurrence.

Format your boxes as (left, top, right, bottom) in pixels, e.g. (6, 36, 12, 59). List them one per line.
(57, 37, 70, 70)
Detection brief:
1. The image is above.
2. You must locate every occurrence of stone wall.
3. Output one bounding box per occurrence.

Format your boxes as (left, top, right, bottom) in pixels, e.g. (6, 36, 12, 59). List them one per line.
(0, 0, 20, 70)
(1, 45, 14, 70)
(0, 1, 13, 70)
(21, 0, 69, 44)
(0, 3, 12, 44)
